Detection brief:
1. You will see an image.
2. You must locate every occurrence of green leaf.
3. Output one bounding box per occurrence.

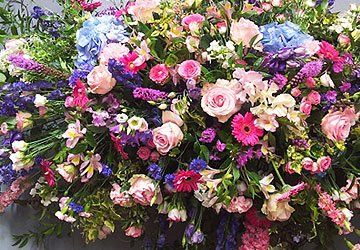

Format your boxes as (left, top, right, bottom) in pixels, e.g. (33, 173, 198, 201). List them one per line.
(233, 167, 240, 182)
(85, 133, 96, 147)
(200, 145, 210, 163)
(69, 143, 87, 154)
(104, 220, 115, 232)
(0, 72, 6, 83)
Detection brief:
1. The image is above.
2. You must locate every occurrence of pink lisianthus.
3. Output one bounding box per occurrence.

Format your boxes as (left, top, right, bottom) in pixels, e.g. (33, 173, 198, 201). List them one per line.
(305, 77, 316, 88)
(98, 43, 129, 65)
(321, 107, 359, 142)
(181, 14, 205, 31)
(230, 18, 262, 47)
(128, 174, 163, 206)
(120, 52, 146, 73)
(306, 90, 321, 105)
(167, 208, 187, 222)
(62, 120, 86, 149)
(149, 64, 169, 84)
(87, 65, 116, 95)
(124, 226, 143, 238)
(177, 60, 201, 80)
(110, 183, 133, 207)
(224, 196, 253, 214)
(231, 112, 264, 146)
(152, 122, 184, 155)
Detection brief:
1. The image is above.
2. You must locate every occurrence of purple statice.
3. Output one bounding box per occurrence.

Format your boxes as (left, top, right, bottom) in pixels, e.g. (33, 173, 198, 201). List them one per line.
(199, 128, 216, 143)
(292, 138, 309, 149)
(0, 164, 17, 185)
(271, 73, 288, 89)
(101, 164, 113, 177)
(216, 140, 226, 152)
(69, 202, 84, 214)
(97, 6, 118, 16)
(133, 87, 168, 102)
(189, 158, 207, 172)
(147, 164, 162, 181)
(339, 82, 351, 93)
(108, 59, 142, 89)
(300, 60, 323, 78)
(8, 54, 43, 72)
(236, 148, 257, 168)
(68, 69, 91, 87)
(164, 173, 175, 187)
(31, 6, 46, 19)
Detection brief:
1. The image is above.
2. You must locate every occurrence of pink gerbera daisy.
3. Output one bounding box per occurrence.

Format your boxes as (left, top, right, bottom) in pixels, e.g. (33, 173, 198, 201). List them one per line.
(231, 112, 264, 146)
(173, 170, 202, 192)
(120, 52, 146, 73)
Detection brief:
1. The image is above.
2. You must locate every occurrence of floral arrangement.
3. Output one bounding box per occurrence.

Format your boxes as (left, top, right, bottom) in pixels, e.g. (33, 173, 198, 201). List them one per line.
(0, 0, 359, 249)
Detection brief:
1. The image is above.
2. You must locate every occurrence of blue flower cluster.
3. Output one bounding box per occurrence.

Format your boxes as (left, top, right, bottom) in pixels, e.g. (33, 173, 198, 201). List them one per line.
(147, 164, 162, 181)
(0, 164, 17, 185)
(189, 158, 207, 172)
(75, 15, 128, 69)
(260, 22, 313, 53)
(101, 164, 113, 177)
(69, 202, 84, 214)
(108, 59, 142, 89)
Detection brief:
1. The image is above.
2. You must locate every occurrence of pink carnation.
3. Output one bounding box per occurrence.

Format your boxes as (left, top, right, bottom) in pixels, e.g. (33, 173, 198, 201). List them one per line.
(231, 112, 264, 146)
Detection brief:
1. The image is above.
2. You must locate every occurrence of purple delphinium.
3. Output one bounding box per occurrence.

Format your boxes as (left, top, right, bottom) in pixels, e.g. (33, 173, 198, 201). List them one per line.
(189, 158, 207, 172)
(225, 216, 239, 249)
(147, 164, 162, 181)
(108, 59, 142, 89)
(0, 164, 17, 185)
(68, 69, 91, 87)
(199, 128, 216, 143)
(133, 87, 168, 102)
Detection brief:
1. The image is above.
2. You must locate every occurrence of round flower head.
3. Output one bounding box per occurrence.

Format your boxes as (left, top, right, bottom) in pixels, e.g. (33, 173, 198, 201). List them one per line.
(173, 170, 202, 192)
(232, 112, 264, 146)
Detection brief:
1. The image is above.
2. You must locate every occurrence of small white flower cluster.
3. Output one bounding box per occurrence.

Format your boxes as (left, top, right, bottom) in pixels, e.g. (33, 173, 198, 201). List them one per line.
(30, 177, 59, 207)
(329, 4, 360, 41)
(202, 41, 237, 69)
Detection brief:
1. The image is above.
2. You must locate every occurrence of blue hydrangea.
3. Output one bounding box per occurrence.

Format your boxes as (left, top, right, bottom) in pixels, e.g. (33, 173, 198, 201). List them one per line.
(189, 158, 207, 172)
(75, 15, 128, 69)
(260, 22, 313, 53)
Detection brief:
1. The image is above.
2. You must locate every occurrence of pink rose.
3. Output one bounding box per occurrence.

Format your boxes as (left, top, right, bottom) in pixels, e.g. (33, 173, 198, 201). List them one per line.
(201, 85, 241, 123)
(300, 99, 312, 116)
(162, 111, 184, 127)
(124, 226, 143, 238)
(150, 151, 160, 162)
(152, 122, 184, 155)
(230, 18, 262, 47)
(317, 156, 331, 172)
(128, 174, 163, 206)
(149, 64, 169, 84)
(87, 65, 116, 94)
(285, 162, 295, 174)
(177, 60, 201, 79)
(181, 14, 205, 31)
(307, 90, 321, 105)
(99, 43, 129, 65)
(321, 107, 359, 142)
(224, 196, 253, 214)
(137, 146, 151, 161)
(167, 208, 187, 222)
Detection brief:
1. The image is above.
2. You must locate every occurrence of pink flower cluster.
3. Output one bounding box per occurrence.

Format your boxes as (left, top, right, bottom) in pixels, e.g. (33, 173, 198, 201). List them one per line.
(0, 177, 31, 213)
(301, 156, 332, 174)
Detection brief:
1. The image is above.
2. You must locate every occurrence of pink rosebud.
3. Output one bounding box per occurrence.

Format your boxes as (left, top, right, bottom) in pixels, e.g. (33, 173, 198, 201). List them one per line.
(317, 156, 331, 172)
(177, 60, 201, 80)
(338, 34, 351, 47)
(216, 21, 227, 34)
(125, 226, 143, 238)
(305, 77, 316, 89)
(149, 64, 169, 85)
(150, 151, 160, 162)
(285, 162, 295, 174)
(275, 14, 286, 22)
(300, 99, 312, 116)
(290, 87, 301, 97)
(302, 157, 315, 171)
(307, 90, 321, 105)
(137, 146, 151, 161)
